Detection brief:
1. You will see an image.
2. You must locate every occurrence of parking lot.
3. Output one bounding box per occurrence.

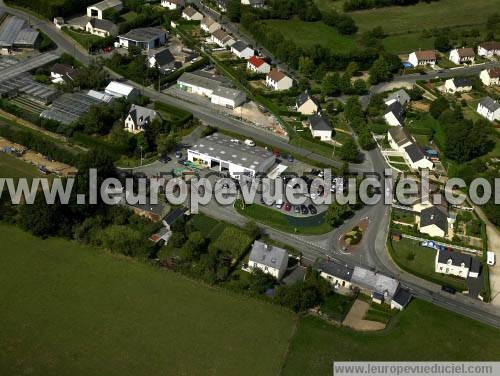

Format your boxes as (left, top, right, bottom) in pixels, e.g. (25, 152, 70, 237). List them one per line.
(124, 144, 343, 219)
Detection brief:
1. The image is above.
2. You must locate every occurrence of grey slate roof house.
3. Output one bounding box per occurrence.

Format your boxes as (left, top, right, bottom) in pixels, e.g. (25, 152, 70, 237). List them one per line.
(247, 240, 289, 280)
(124, 104, 158, 133)
(420, 205, 449, 237)
(391, 287, 412, 310)
(86, 18, 118, 36)
(296, 90, 320, 114)
(388, 126, 412, 148)
(317, 260, 354, 287)
(384, 101, 405, 126)
(404, 143, 427, 164)
(309, 113, 332, 141)
(351, 266, 400, 299)
(148, 48, 177, 71)
(385, 89, 411, 106)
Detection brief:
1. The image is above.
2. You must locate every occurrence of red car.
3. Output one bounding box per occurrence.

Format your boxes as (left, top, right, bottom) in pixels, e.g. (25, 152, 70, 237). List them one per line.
(283, 202, 291, 212)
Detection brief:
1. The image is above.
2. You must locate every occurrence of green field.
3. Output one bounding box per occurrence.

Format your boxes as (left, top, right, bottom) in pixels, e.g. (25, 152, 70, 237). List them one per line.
(388, 238, 467, 291)
(0, 152, 42, 180)
(354, 0, 494, 53)
(281, 299, 500, 375)
(0, 224, 296, 376)
(346, 0, 496, 33)
(263, 19, 357, 52)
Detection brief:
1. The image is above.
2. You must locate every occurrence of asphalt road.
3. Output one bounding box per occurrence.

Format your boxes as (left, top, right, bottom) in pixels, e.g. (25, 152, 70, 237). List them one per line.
(2, 0, 499, 327)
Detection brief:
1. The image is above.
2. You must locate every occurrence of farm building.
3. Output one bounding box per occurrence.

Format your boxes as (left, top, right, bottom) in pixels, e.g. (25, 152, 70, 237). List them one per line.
(105, 81, 139, 100)
(40, 92, 106, 125)
(87, 0, 123, 20)
(0, 16, 40, 52)
(0, 74, 59, 104)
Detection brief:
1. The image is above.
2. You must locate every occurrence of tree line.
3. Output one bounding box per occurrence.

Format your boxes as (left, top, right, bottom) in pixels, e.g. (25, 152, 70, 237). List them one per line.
(343, 0, 440, 12)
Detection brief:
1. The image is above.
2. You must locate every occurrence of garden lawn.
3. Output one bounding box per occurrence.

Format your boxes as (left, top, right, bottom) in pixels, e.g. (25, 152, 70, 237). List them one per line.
(281, 299, 500, 376)
(191, 213, 227, 240)
(0, 152, 41, 180)
(388, 238, 467, 291)
(263, 19, 357, 53)
(0, 224, 297, 376)
(62, 27, 102, 49)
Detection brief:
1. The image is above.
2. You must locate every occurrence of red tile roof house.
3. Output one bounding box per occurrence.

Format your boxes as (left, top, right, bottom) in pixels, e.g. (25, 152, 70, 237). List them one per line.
(265, 69, 293, 91)
(247, 55, 271, 74)
(408, 50, 437, 67)
(477, 41, 500, 58)
(480, 68, 500, 86)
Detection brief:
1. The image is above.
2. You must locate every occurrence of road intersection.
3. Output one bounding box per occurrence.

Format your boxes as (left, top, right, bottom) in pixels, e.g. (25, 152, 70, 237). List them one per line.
(1, 0, 498, 327)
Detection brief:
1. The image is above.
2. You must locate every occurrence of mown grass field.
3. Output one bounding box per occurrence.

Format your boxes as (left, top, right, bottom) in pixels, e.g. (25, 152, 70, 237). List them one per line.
(0, 152, 41, 180)
(272, 0, 497, 54)
(346, 0, 495, 33)
(0, 224, 297, 376)
(281, 299, 500, 376)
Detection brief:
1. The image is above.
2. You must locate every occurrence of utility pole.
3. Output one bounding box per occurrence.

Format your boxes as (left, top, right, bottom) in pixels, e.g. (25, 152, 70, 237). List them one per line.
(140, 146, 143, 166)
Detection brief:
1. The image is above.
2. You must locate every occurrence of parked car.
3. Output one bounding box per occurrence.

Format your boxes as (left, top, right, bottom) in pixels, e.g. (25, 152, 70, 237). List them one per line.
(283, 202, 291, 212)
(276, 199, 283, 209)
(244, 139, 255, 147)
(159, 155, 171, 163)
(175, 151, 182, 158)
(441, 285, 456, 294)
(308, 204, 317, 215)
(294, 205, 301, 214)
(263, 197, 274, 206)
(287, 154, 294, 162)
(230, 139, 241, 144)
(300, 204, 309, 215)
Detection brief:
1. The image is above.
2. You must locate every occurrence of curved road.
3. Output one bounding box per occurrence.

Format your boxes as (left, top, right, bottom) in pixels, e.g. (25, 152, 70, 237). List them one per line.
(2, 1, 499, 327)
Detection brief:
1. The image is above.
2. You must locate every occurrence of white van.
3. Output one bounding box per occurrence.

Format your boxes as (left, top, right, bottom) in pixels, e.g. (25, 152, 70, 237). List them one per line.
(487, 251, 495, 266)
(244, 139, 255, 147)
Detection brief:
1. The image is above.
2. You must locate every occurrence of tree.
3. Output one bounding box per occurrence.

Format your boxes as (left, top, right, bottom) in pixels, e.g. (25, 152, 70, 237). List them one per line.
(353, 79, 367, 95)
(369, 56, 392, 85)
(336, 15, 358, 35)
(298, 56, 315, 77)
(248, 269, 276, 294)
(321, 72, 341, 96)
(337, 138, 359, 162)
(434, 34, 451, 52)
(324, 202, 353, 227)
(227, 0, 241, 22)
(429, 96, 449, 118)
(157, 133, 179, 155)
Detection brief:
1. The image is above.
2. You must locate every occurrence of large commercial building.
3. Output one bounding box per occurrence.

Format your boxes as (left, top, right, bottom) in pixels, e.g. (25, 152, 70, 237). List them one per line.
(187, 134, 275, 178)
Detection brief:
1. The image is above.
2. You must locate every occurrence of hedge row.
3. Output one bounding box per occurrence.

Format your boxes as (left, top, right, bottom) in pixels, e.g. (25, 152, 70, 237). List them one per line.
(0, 122, 81, 166)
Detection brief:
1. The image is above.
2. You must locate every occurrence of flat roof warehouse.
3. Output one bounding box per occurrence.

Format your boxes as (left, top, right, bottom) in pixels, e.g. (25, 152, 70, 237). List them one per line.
(188, 134, 276, 174)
